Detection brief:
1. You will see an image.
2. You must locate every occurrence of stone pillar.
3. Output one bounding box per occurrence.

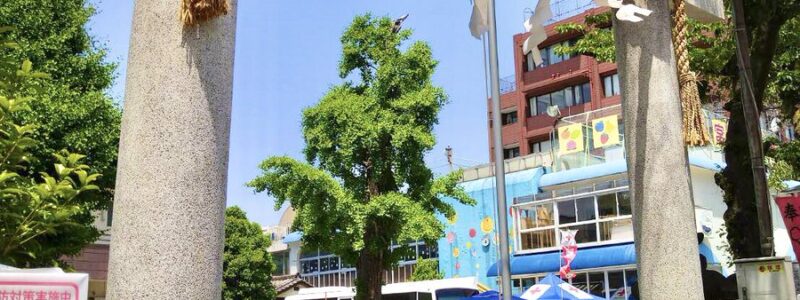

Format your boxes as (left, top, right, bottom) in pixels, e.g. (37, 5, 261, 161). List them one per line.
(612, 1, 705, 299)
(107, 1, 237, 298)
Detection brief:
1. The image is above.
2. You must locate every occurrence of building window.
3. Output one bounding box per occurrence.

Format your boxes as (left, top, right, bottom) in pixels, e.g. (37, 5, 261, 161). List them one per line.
(529, 82, 591, 116)
(516, 190, 632, 252)
(273, 251, 290, 275)
(502, 111, 518, 125)
(603, 73, 621, 97)
(503, 147, 520, 159)
(529, 140, 553, 154)
(524, 52, 536, 72)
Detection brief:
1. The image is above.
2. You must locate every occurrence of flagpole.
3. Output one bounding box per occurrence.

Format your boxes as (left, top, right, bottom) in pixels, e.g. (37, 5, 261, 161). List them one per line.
(485, 0, 513, 299)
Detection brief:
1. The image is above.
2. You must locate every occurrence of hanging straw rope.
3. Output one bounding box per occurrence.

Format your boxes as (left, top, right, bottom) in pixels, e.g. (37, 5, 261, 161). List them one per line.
(672, 0, 710, 146)
(181, 0, 229, 26)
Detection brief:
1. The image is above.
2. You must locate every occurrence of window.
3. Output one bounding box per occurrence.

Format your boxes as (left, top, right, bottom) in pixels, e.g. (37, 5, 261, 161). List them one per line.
(529, 140, 552, 154)
(516, 190, 633, 252)
(524, 52, 536, 72)
(502, 111, 518, 125)
(603, 73, 621, 97)
(528, 83, 591, 116)
(503, 147, 520, 159)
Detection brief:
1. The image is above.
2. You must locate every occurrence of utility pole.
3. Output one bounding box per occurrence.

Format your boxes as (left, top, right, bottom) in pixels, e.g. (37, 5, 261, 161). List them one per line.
(730, 0, 774, 257)
(485, 0, 513, 298)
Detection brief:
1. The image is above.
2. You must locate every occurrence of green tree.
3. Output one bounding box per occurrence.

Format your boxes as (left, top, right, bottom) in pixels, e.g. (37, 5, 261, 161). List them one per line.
(0, 0, 122, 206)
(553, 2, 800, 259)
(0, 30, 103, 268)
(247, 14, 474, 299)
(222, 206, 275, 300)
(410, 258, 443, 281)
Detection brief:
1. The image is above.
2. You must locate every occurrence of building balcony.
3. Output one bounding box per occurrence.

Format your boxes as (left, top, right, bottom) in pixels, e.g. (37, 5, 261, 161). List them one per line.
(520, 55, 596, 94)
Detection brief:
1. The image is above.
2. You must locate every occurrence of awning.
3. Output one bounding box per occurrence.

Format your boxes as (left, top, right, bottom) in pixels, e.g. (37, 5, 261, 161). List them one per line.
(486, 243, 636, 277)
(539, 153, 726, 187)
(487, 242, 721, 277)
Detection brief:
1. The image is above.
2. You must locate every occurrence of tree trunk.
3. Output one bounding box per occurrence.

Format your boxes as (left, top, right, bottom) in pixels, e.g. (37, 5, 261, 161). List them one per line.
(106, 1, 237, 298)
(356, 248, 384, 300)
(717, 98, 763, 258)
(612, 0, 704, 298)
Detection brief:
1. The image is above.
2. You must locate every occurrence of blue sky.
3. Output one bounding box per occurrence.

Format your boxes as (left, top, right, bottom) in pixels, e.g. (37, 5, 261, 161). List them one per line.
(87, 0, 574, 226)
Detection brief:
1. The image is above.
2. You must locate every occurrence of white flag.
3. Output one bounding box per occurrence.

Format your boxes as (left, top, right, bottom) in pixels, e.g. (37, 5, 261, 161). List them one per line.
(593, 0, 652, 23)
(521, 0, 552, 65)
(616, 4, 652, 23)
(468, 0, 489, 39)
(522, 25, 547, 66)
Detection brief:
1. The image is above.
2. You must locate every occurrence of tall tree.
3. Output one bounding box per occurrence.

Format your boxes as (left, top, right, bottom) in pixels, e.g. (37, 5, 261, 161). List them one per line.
(0, 30, 103, 268)
(0, 0, 121, 205)
(223, 206, 275, 300)
(553, 2, 800, 259)
(248, 14, 474, 299)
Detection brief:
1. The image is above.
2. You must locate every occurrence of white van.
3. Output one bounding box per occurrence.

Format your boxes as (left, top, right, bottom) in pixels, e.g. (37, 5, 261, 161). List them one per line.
(381, 277, 481, 300)
(285, 286, 356, 300)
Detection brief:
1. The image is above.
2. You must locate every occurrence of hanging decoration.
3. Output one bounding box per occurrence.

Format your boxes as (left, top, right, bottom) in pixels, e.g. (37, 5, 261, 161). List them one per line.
(592, 115, 621, 148)
(557, 123, 585, 155)
(672, 0, 711, 145)
(559, 229, 578, 279)
(181, 0, 229, 26)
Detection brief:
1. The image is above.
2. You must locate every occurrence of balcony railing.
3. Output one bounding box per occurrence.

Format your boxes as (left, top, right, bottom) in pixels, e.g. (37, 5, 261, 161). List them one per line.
(500, 75, 516, 95)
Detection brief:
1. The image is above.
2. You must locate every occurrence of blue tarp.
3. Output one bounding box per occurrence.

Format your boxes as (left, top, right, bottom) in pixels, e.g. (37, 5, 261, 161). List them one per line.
(539, 153, 727, 187)
(519, 273, 605, 300)
(487, 242, 636, 277)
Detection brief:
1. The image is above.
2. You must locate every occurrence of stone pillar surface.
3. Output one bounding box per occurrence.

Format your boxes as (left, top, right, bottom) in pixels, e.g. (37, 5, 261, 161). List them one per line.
(107, 1, 237, 298)
(612, 1, 705, 299)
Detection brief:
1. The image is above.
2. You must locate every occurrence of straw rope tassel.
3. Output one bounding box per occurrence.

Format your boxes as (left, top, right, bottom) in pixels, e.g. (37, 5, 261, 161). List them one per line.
(672, 0, 710, 146)
(181, 0, 229, 26)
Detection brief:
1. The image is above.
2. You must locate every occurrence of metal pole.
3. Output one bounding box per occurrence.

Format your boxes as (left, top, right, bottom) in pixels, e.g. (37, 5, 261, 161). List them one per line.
(485, 0, 513, 298)
(731, 0, 774, 256)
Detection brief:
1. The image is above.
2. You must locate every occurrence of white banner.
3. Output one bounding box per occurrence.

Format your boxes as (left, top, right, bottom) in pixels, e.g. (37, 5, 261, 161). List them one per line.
(0, 269, 88, 300)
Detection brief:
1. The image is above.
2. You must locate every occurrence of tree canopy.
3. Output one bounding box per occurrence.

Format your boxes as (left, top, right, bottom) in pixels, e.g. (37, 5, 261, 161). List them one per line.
(0, 29, 103, 268)
(222, 206, 275, 300)
(0, 0, 122, 205)
(248, 14, 474, 299)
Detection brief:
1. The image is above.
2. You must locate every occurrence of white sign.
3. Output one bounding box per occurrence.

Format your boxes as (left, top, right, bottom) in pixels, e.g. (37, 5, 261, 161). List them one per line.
(0, 269, 88, 300)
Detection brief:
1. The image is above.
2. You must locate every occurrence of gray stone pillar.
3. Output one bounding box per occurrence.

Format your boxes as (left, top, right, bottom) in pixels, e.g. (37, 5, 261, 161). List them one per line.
(613, 1, 705, 299)
(107, 1, 237, 298)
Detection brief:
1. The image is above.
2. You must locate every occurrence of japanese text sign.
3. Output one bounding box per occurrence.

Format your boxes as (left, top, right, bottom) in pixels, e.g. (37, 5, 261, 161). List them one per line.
(776, 195, 800, 262)
(0, 269, 87, 300)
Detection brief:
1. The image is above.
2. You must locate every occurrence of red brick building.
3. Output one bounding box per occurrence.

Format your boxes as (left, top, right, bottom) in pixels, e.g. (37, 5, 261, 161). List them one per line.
(489, 7, 623, 161)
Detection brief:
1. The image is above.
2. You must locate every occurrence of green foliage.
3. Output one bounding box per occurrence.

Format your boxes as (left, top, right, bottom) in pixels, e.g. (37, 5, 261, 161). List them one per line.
(0, 34, 103, 268)
(222, 206, 275, 300)
(248, 14, 474, 299)
(0, 0, 122, 206)
(410, 258, 443, 281)
(765, 138, 800, 191)
(553, 12, 615, 62)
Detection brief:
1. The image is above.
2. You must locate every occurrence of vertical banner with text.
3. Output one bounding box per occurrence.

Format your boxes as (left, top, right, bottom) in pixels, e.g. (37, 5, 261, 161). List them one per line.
(776, 195, 800, 261)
